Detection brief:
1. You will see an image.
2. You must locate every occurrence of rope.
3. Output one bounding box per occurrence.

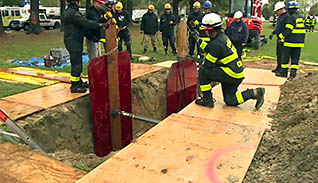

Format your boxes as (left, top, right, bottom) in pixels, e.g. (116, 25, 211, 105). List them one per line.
(105, 47, 118, 56)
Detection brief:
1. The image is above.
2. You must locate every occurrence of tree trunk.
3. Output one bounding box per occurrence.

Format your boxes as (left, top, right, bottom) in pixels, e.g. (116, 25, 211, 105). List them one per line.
(173, 0, 180, 17)
(31, 0, 40, 34)
(86, 0, 91, 13)
(60, 0, 66, 31)
(126, 0, 133, 21)
(0, 12, 5, 36)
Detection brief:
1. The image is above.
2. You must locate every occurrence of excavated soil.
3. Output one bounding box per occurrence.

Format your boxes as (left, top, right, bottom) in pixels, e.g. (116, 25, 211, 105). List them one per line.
(243, 70, 318, 182)
(7, 68, 169, 172)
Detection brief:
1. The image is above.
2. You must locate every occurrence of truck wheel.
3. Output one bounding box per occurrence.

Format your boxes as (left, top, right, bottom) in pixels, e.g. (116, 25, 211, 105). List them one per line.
(53, 22, 60, 29)
(9, 22, 18, 31)
(251, 30, 261, 50)
(23, 24, 30, 31)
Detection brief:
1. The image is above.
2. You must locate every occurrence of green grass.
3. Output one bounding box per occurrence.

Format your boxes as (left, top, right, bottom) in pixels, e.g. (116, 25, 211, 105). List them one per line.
(0, 23, 317, 97)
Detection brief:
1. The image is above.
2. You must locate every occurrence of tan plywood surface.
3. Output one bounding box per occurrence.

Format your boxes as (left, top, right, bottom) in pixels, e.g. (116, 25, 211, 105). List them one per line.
(131, 63, 162, 79)
(76, 114, 264, 183)
(0, 142, 86, 183)
(153, 60, 177, 68)
(242, 68, 286, 86)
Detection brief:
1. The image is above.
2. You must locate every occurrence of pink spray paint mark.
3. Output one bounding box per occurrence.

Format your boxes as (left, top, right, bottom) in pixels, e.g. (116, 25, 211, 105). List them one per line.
(206, 144, 256, 183)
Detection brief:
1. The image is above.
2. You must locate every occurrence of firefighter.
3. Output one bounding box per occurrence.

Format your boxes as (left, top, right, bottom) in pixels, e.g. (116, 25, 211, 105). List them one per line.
(106, 0, 116, 13)
(270, 1, 289, 73)
(113, 2, 132, 58)
(63, 0, 110, 93)
(159, 3, 177, 55)
(85, 0, 106, 60)
(310, 15, 316, 32)
(305, 15, 311, 32)
(272, 14, 277, 28)
(198, 0, 213, 57)
(187, 1, 204, 57)
(195, 13, 265, 110)
(276, 1, 305, 79)
(140, 4, 159, 53)
(227, 11, 249, 60)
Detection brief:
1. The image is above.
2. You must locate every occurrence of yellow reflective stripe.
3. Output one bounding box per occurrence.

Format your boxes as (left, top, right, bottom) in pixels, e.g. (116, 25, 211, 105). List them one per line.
(279, 33, 285, 39)
(220, 67, 245, 79)
(99, 38, 106, 43)
(281, 64, 289, 69)
(236, 92, 244, 104)
(206, 53, 217, 63)
(200, 84, 212, 92)
(70, 76, 80, 82)
(284, 42, 304, 48)
(296, 24, 305, 28)
(285, 24, 294, 30)
(296, 18, 304, 23)
(200, 41, 208, 50)
(220, 53, 239, 65)
(292, 29, 305, 34)
(200, 37, 211, 41)
(291, 65, 299, 69)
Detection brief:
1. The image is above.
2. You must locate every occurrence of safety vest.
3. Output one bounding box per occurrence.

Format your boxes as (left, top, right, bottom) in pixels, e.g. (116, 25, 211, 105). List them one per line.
(312, 18, 316, 26)
(204, 33, 244, 79)
(305, 18, 311, 26)
(279, 13, 305, 48)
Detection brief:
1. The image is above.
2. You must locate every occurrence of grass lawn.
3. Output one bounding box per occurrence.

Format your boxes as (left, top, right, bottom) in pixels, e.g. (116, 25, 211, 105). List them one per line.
(0, 23, 317, 97)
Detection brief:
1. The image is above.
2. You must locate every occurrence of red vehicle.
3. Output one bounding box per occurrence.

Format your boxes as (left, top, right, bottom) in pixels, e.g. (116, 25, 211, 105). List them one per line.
(226, 0, 267, 49)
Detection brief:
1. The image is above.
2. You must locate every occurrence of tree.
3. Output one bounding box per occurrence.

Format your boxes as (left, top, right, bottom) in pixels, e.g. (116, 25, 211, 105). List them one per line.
(30, 0, 40, 34)
(262, 4, 272, 20)
(60, 0, 65, 31)
(0, 1, 5, 35)
(0, 0, 24, 6)
(310, 3, 318, 15)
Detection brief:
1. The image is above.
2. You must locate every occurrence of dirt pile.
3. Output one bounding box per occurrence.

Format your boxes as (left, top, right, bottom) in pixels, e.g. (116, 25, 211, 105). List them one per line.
(244, 72, 318, 183)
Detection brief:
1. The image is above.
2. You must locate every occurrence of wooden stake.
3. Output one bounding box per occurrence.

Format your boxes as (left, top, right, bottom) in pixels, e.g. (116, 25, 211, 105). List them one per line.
(177, 20, 188, 58)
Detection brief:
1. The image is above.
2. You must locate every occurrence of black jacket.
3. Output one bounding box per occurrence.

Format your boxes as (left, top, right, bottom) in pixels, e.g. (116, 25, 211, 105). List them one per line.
(204, 31, 244, 79)
(273, 12, 289, 38)
(63, 4, 100, 52)
(160, 12, 177, 35)
(187, 10, 204, 32)
(227, 20, 249, 44)
(140, 11, 158, 35)
(85, 6, 106, 42)
(114, 10, 131, 30)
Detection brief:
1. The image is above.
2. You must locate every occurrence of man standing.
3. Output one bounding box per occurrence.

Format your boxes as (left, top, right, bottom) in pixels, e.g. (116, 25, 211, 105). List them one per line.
(195, 13, 265, 110)
(113, 1, 132, 58)
(187, 1, 204, 57)
(140, 4, 158, 53)
(227, 11, 248, 60)
(276, 1, 305, 78)
(160, 3, 177, 55)
(63, 0, 109, 93)
(310, 15, 316, 32)
(305, 15, 311, 32)
(85, 0, 106, 60)
(270, 1, 289, 73)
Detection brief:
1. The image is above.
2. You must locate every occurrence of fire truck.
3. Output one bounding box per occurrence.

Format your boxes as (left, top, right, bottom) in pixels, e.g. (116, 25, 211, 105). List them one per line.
(226, 0, 267, 49)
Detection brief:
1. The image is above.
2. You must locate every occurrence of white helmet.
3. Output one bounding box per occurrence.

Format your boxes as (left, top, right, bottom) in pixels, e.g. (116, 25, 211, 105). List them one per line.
(274, 1, 285, 12)
(234, 11, 243, 19)
(202, 13, 222, 28)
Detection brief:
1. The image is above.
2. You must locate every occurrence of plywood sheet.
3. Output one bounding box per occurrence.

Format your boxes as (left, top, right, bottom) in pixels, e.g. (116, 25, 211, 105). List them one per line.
(153, 60, 177, 68)
(76, 114, 264, 183)
(131, 63, 162, 79)
(11, 67, 70, 77)
(0, 99, 43, 122)
(242, 68, 286, 86)
(0, 142, 86, 183)
(180, 84, 281, 129)
(3, 83, 88, 109)
(0, 71, 58, 86)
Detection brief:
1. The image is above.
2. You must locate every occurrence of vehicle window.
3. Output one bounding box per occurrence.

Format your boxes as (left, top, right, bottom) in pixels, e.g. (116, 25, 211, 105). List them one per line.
(11, 10, 15, 16)
(15, 10, 21, 16)
(3, 10, 9, 17)
(40, 15, 45, 19)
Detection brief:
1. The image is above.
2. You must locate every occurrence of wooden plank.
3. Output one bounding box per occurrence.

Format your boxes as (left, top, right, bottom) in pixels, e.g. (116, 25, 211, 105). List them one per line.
(241, 68, 286, 86)
(0, 142, 86, 183)
(0, 71, 58, 86)
(0, 99, 43, 122)
(177, 20, 188, 58)
(106, 24, 122, 149)
(131, 63, 162, 80)
(3, 83, 87, 109)
(76, 114, 264, 183)
(153, 60, 177, 68)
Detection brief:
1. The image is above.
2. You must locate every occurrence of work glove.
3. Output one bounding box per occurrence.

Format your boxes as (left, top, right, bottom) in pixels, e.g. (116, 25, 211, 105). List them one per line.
(104, 11, 112, 19)
(111, 18, 117, 24)
(194, 20, 199, 26)
(99, 23, 110, 28)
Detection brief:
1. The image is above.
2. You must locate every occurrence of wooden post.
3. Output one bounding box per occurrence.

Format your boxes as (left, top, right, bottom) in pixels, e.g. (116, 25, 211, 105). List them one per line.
(106, 24, 122, 149)
(177, 20, 188, 58)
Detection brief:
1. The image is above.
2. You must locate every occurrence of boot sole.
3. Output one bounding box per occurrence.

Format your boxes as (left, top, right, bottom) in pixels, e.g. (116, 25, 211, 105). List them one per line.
(255, 88, 265, 110)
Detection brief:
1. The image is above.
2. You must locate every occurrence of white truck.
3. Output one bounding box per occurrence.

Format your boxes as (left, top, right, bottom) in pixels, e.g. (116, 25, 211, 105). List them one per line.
(10, 13, 61, 31)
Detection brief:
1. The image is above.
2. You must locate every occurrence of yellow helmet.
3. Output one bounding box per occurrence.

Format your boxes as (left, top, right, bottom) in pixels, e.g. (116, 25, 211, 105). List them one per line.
(164, 3, 172, 9)
(115, 2, 123, 11)
(193, 1, 201, 9)
(148, 4, 155, 11)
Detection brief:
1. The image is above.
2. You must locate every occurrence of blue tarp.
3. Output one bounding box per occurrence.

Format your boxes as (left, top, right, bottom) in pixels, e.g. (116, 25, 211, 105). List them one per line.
(12, 54, 90, 69)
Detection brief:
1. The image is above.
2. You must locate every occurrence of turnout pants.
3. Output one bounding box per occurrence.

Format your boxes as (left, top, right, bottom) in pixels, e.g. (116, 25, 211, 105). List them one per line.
(162, 33, 176, 52)
(281, 47, 301, 77)
(232, 41, 244, 60)
(198, 66, 255, 106)
(70, 51, 83, 88)
(118, 29, 132, 57)
(188, 34, 200, 56)
(275, 40, 284, 70)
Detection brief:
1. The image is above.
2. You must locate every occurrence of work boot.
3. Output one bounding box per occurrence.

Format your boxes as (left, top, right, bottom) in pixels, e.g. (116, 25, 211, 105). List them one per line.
(71, 85, 87, 93)
(289, 69, 297, 79)
(275, 69, 288, 78)
(172, 50, 177, 55)
(272, 67, 279, 73)
(195, 97, 215, 108)
(164, 49, 168, 55)
(143, 48, 147, 54)
(80, 80, 89, 88)
(254, 87, 265, 110)
(153, 47, 157, 53)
